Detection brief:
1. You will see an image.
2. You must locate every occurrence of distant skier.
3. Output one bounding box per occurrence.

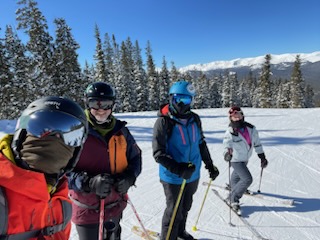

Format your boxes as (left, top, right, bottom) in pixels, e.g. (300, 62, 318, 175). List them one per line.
(223, 106, 268, 214)
(153, 80, 219, 240)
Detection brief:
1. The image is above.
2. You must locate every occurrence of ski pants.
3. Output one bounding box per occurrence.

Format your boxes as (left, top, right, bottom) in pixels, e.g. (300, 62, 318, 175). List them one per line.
(160, 179, 199, 240)
(230, 162, 253, 203)
(75, 214, 122, 240)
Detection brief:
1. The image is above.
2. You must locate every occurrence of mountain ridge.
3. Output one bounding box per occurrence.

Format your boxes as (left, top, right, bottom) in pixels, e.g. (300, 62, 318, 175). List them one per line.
(179, 51, 320, 101)
(179, 51, 320, 72)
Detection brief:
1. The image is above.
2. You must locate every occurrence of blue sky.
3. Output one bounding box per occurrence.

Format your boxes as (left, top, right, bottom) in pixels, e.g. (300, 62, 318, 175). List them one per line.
(1, 0, 320, 68)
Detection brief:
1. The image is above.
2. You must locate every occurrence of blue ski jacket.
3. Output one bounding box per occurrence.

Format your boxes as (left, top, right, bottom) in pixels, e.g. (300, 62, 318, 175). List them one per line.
(152, 104, 204, 184)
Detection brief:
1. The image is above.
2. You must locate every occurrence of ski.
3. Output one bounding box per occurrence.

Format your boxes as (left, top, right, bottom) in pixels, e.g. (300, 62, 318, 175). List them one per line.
(211, 189, 270, 240)
(202, 181, 295, 206)
(131, 226, 198, 240)
(131, 225, 160, 240)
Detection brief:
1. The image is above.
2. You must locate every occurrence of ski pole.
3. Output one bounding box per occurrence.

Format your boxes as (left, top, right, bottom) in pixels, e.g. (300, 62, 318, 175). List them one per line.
(192, 178, 212, 232)
(99, 198, 105, 240)
(257, 167, 264, 193)
(166, 179, 186, 240)
(127, 196, 151, 240)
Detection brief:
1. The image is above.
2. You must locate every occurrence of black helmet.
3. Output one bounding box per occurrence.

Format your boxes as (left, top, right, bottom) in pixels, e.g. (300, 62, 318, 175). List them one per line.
(12, 96, 88, 174)
(84, 82, 115, 106)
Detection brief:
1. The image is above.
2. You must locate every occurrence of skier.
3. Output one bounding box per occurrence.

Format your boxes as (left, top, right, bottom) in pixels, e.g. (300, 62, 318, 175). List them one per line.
(153, 80, 220, 240)
(223, 106, 268, 214)
(67, 82, 142, 240)
(0, 96, 88, 239)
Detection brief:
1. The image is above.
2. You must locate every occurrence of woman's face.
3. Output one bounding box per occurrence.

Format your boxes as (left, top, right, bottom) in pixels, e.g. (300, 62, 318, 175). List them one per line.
(230, 111, 243, 121)
(90, 108, 112, 122)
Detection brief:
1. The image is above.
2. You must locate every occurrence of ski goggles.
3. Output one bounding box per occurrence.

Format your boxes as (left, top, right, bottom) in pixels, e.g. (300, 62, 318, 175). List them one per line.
(88, 99, 114, 110)
(229, 107, 243, 116)
(172, 94, 193, 105)
(18, 110, 86, 147)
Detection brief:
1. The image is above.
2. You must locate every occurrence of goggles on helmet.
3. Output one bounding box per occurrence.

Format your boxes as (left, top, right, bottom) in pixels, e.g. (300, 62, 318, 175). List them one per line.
(88, 99, 114, 110)
(18, 110, 86, 147)
(172, 94, 193, 105)
(229, 106, 243, 116)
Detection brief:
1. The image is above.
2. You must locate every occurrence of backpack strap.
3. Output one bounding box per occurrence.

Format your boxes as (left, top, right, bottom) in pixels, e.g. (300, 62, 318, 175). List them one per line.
(0, 187, 8, 236)
(0, 197, 71, 240)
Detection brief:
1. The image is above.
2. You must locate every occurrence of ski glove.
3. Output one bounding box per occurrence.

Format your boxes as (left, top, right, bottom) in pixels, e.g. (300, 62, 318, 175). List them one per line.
(260, 158, 268, 168)
(206, 163, 219, 180)
(224, 148, 233, 162)
(89, 174, 114, 198)
(116, 174, 136, 194)
(73, 172, 91, 192)
(258, 153, 268, 168)
(178, 162, 196, 179)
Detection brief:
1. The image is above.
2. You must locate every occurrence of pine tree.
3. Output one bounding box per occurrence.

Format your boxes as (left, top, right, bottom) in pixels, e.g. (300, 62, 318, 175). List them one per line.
(170, 62, 180, 83)
(0, 31, 14, 119)
(290, 55, 305, 108)
(120, 38, 136, 112)
(16, 0, 54, 98)
(193, 72, 209, 109)
(257, 54, 272, 108)
(111, 34, 122, 112)
(4, 25, 29, 119)
(146, 41, 159, 110)
(222, 70, 238, 107)
(103, 33, 115, 85)
(132, 40, 148, 111)
(276, 80, 291, 108)
(304, 84, 314, 108)
(159, 56, 170, 105)
(52, 18, 82, 101)
(93, 24, 107, 82)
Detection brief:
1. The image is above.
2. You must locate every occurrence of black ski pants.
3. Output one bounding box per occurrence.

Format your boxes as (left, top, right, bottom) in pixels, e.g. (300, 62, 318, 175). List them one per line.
(160, 179, 199, 240)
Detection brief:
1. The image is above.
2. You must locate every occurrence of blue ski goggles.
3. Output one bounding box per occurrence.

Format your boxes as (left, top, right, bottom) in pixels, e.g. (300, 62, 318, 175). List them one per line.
(88, 99, 114, 110)
(172, 94, 193, 105)
(17, 110, 86, 147)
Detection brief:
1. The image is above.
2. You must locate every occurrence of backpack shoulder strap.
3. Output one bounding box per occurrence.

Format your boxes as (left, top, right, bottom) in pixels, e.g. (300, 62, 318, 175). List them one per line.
(163, 116, 175, 140)
(0, 187, 8, 235)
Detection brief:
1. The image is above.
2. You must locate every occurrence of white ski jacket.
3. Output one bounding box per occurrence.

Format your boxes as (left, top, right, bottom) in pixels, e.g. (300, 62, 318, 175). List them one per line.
(223, 123, 264, 163)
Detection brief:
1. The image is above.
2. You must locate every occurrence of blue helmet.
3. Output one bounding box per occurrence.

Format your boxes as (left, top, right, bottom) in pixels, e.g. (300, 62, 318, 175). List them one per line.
(169, 80, 196, 97)
(169, 80, 195, 118)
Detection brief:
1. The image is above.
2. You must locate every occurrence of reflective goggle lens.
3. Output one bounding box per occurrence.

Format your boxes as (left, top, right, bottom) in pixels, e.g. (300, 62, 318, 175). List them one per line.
(20, 111, 86, 147)
(173, 94, 192, 105)
(88, 99, 114, 110)
(229, 107, 242, 115)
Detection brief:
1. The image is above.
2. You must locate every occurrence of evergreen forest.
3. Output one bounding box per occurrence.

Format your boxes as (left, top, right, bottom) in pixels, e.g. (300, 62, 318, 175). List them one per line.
(0, 0, 315, 119)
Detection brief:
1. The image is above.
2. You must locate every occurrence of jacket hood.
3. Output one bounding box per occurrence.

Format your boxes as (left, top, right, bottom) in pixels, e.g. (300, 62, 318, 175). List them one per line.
(158, 103, 170, 117)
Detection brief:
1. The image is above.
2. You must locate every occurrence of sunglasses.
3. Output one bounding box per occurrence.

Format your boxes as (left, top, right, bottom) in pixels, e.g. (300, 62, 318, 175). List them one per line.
(88, 99, 114, 110)
(173, 94, 193, 105)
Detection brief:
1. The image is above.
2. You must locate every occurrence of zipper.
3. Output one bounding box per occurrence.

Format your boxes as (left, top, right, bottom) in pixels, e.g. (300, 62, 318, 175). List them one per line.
(113, 138, 117, 174)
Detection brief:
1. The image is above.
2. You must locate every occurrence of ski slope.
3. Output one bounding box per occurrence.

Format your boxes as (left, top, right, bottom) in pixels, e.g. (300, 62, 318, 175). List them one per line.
(1, 108, 320, 240)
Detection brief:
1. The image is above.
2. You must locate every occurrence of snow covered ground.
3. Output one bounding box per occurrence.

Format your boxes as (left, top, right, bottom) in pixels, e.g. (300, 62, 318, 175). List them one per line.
(1, 107, 320, 240)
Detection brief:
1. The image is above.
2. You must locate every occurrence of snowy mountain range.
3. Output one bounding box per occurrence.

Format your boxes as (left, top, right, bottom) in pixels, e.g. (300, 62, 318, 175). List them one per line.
(179, 51, 320, 72)
(179, 51, 320, 98)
